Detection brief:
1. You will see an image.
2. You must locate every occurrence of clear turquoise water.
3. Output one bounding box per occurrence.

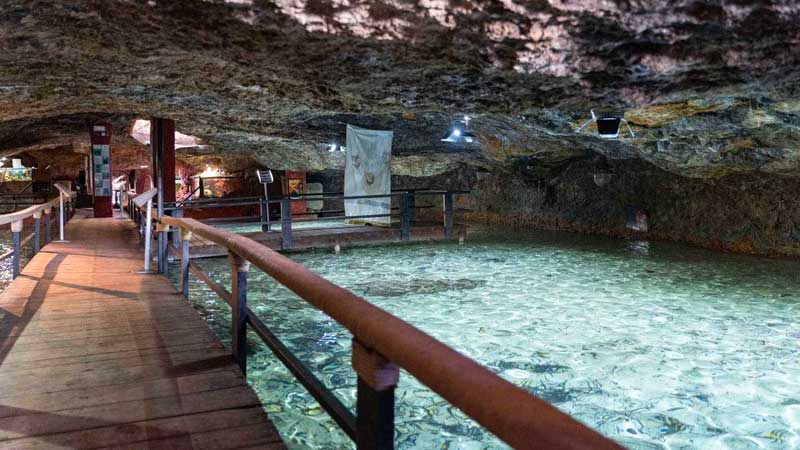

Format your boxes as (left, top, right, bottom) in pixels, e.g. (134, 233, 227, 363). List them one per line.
(169, 226, 800, 450)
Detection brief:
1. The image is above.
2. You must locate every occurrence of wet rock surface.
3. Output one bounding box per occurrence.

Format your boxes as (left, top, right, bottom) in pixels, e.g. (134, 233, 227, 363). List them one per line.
(1, 0, 799, 253)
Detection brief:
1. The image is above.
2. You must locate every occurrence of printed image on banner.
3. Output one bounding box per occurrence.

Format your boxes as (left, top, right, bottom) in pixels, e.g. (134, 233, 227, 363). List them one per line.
(344, 125, 392, 226)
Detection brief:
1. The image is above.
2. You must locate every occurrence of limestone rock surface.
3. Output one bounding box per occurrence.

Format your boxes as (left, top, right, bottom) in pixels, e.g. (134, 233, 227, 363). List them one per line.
(1, 0, 798, 178)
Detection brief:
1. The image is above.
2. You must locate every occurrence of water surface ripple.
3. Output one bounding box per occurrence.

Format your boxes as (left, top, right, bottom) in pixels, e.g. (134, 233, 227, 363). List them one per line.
(169, 226, 800, 450)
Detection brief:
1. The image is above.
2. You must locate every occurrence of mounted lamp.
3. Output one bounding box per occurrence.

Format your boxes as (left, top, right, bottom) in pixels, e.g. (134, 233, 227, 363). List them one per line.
(575, 110, 635, 139)
(441, 115, 478, 144)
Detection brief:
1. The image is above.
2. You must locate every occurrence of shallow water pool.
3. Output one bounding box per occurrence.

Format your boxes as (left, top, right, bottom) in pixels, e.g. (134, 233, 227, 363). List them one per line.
(169, 226, 800, 450)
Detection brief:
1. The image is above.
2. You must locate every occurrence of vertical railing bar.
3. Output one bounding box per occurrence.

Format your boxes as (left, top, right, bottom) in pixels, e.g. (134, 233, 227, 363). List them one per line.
(44, 208, 51, 244)
(356, 378, 396, 450)
(400, 192, 410, 242)
(33, 212, 41, 254)
(180, 232, 191, 298)
(407, 191, 416, 224)
(260, 197, 270, 233)
(229, 253, 249, 375)
(352, 340, 398, 450)
(443, 191, 454, 240)
(58, 192, 65, 241)
(11, 221, 21, 279)
(161, 228, 169, 277)
(143, 200, 153, 272)
(280, 198, 293, 250)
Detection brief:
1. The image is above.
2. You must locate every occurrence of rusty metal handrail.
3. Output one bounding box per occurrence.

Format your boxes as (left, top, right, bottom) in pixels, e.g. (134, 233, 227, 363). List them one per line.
(160, 215, 621, 450)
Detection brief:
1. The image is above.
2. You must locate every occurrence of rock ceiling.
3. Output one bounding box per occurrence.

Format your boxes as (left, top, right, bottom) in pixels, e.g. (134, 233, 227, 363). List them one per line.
(1, 0, 798, 178)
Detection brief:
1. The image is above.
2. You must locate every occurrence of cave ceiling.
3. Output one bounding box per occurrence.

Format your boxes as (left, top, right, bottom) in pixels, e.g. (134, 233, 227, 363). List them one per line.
(1, 0, 799, 178)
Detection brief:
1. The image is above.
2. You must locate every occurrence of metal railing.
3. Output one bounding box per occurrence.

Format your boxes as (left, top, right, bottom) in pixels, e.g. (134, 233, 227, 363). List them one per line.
(156, 215, 622, 450)
(124, 188, 158, 273)
(159, 190, 466, 250)
(0, 185, 76, 278)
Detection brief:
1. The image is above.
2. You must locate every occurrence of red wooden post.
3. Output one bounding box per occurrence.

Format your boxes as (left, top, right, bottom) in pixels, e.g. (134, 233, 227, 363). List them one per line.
(91, 123, 113, 217)
(149, 118, 176, 204)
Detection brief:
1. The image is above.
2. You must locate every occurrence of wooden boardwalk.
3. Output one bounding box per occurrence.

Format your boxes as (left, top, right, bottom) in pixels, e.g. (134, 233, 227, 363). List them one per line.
(0, 211, 285, 449)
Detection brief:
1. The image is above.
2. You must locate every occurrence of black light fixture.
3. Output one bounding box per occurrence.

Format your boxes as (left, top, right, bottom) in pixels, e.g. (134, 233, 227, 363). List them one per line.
(575, 110, 635, 139)
(441, 115, 478, 144)
(328, 142, 345, 153)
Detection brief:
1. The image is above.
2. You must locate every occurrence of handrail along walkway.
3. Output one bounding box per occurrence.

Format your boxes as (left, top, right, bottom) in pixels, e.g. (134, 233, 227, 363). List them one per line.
(159, 214, 623, 450)
(130, 189, 467, 256)
(0, 185, 76, 278)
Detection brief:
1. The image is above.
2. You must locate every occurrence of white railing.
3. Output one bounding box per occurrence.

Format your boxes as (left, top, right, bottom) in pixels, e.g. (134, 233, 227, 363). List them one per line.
(0, 184, 76, 278)
(125, 188, 159, 273)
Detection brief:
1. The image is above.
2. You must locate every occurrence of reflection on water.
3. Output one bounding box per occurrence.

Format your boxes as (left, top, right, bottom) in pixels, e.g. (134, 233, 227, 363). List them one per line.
(169, 225, 800, 450)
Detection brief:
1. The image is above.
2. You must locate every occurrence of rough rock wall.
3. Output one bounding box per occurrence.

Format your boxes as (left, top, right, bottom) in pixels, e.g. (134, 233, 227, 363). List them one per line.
(2, 0, 800, 255)
(464, 161, 800, 257)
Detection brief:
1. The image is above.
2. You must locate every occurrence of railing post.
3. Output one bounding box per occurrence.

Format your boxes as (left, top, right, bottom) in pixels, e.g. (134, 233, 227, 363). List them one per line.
(443, 192, 454, 239)
(44, 207, 51, 244)
(33, 211, 41, 254)
(260, 198, 270, 232)
(11, 220, 22, 279)
(229, 253, 250, 375)
(407, 191, 416, 224)
(157, 227, 167, 274)
(400, 193, 410, 242)
(143, 199, 153, 272)
(180, 231, 191, 298)
(352, 340, 398, 450)
(173, 209, 184, 246)
(280, 198, 293, 250)
(57, 192, 66, 241)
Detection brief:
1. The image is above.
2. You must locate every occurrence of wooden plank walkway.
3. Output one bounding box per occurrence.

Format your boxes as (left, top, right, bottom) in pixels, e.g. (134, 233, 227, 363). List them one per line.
(0, 210, 285, 450)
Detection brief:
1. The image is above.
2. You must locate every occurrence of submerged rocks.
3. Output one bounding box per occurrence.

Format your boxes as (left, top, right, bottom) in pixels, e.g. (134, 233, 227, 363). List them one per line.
(355, 278, 486, 297)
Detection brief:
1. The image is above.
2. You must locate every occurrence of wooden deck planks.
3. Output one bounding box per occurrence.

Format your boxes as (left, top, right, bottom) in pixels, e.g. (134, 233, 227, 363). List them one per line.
(0, 211, 285, 449)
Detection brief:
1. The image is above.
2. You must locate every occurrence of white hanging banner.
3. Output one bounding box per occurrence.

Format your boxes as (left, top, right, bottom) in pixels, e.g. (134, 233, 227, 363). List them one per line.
(344, 125, 392, 226)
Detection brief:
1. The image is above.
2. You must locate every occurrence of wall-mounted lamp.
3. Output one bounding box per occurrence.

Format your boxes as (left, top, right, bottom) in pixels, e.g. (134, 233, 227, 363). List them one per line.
(441, 115, 478, 144)
(575, 110, 635, 139)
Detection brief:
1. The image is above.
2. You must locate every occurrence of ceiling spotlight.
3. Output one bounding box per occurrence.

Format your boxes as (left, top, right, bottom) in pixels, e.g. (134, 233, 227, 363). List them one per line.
(575, 110, 634, 139)
(441, 116, 478, 144)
